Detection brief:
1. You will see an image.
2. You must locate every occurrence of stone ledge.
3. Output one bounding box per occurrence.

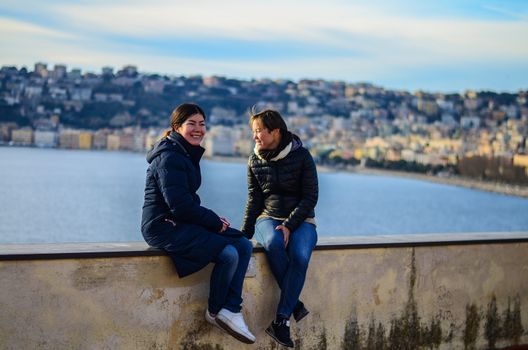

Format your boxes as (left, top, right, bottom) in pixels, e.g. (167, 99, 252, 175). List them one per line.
(1, 231, 527, 260)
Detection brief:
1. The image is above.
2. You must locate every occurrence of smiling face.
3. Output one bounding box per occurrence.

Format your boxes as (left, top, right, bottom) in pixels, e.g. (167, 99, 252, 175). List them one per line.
(176, 113, 206, 146)
(252, 119, 280, 151)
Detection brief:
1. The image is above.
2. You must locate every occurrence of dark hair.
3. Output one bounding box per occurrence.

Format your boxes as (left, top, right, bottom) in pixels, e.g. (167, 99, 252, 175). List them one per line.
(170, 103, 206, 130)
(249, 108, 287, 132)
(163, 103, 206, 137)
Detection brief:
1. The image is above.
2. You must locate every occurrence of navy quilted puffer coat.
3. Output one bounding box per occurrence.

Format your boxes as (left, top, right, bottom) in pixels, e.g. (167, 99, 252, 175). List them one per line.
(141, 132, 243, 277)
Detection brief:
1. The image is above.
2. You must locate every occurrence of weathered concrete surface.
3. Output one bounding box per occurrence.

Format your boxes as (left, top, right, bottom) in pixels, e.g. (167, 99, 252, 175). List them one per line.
(1, 241, 527, 349)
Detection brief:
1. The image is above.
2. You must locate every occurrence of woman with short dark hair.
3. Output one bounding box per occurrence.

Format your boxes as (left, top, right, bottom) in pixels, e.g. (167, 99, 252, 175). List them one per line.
(242, 109, 318, 348)
(141, 103, 255, 344)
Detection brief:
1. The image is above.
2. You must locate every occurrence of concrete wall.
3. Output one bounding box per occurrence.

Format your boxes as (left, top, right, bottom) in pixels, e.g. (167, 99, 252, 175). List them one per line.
(1, 235, 527, 350)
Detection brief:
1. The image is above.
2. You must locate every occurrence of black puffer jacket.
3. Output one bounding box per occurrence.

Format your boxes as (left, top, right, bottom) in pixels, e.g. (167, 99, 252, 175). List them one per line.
(241, 135, 318, 238)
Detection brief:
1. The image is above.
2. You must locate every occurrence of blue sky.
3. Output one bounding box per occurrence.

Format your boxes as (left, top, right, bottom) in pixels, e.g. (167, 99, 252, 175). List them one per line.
(1, 0, 527, 92)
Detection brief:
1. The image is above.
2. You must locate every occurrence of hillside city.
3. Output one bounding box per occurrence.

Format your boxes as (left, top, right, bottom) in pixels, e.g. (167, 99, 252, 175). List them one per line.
(1, 62, 527, 184)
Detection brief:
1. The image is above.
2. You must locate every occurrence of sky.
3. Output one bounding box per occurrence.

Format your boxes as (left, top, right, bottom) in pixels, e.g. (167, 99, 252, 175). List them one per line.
(0, 0, 527, 93)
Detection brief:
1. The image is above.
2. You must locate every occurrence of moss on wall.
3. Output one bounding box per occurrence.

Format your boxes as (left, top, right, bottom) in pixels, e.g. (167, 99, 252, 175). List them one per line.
(341, 248, 525, 350)
(463, 303, 481, 350)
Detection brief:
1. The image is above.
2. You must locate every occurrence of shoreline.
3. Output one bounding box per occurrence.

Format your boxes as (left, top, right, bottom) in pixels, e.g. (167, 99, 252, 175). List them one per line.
(329, 166, 528, 199)
(205, 156, 528, 199)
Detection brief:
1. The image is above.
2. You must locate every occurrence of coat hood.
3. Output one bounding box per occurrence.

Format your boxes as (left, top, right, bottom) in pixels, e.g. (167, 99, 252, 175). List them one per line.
(147, 137, 175, 164)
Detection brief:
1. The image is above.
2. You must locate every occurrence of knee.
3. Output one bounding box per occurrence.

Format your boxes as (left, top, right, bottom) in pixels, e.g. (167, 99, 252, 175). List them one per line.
(265, 237, 285, 253)
(240, 238, 253, 255)
(217, 245, 239, 266)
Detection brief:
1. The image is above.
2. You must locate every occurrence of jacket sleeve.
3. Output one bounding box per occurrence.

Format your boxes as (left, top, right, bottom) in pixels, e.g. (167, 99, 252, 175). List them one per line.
(156, 153, 223, 232)
(283, 150, 318, 232)
(241, 163, 264, 239)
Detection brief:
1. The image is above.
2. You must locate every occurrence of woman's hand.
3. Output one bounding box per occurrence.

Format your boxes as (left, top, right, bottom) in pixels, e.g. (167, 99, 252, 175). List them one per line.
(275, 225, 291, 247)
(219, 217, 230, 233)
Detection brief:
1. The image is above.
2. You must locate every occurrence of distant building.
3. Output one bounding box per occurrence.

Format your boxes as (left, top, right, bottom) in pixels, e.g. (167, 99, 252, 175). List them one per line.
(49, 86, 68, 100)
(102, 66, 114, 77)
(132, 132, 146, 152)
(93, 130, 110, 149)
(118, 133, 135, 151)
(202, 76, 220, 87)
(11, 128, 34, 146)
(121, 65, 138, 77)
(59, 130, 81, 149)
(24, 86, 43, 98)
(143, 80, 166, 94)
(52, 64, 67, 80)
(107, 134, 121, 150)
(34, 130, 58, 148)
(34, 62, 48, 78)
(69, 87, 92, 101)
(513, 154, 528, 176)
(79, 132, 93, 150)
(145, 130, 163, 151)
(235, 138, 253, 157)
(0, 123, 17, 143)
(460, 116, 480, 129)
(204, 126, 237, 156)
(68, 69, 82, 80)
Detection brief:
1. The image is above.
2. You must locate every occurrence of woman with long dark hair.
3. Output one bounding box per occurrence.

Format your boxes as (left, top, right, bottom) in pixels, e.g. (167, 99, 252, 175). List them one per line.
(141, 103, 255, 344)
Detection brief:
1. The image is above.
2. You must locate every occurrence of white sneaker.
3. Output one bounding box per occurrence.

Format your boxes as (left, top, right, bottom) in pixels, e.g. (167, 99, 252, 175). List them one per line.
(216, 308, 256, 344)
(205, 309, 220, 329)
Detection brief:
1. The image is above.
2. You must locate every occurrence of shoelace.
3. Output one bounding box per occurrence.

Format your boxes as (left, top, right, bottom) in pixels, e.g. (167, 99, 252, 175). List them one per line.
(276, 319, 290, 327)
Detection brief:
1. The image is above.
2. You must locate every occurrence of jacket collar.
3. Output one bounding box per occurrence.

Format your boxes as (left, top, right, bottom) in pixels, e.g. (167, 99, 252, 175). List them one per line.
(168, 132, 205, 165)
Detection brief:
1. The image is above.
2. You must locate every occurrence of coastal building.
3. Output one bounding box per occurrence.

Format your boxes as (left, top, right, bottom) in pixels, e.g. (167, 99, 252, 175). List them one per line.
(145, 130, 163, 151)
(79, 132, 93, 150)
(34, 130, 58, 148)
(204, 126, 237, 157)
(11, 128, 33, 146)
(118, 133, 135, 151)
(235, 138, 253, 157)
(107, 134, 120, 151)
(0, 123, 17, 143)
(514, 154, 528, 175)
(93, 130, 110, 150)
(59, 130, 81, 149)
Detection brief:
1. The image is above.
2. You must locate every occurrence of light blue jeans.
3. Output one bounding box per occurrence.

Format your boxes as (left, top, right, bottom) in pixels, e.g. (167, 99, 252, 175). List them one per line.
(254, 218, 317, 318)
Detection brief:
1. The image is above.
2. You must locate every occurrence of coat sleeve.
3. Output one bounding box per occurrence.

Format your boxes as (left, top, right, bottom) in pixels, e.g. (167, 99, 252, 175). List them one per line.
(283, 150, 318, 232)
(156, 153, 223, 232)
(241, 163, 264, 239)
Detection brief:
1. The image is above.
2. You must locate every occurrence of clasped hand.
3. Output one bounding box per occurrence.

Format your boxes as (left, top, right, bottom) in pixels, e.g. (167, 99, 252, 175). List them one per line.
(275, 225, 291, 247)
(219, 217, 230, 233)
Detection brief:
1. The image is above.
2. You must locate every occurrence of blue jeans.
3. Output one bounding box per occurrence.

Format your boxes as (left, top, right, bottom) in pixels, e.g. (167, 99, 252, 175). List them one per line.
(254, 218, 318, 318)
(208, 233, 253, 314)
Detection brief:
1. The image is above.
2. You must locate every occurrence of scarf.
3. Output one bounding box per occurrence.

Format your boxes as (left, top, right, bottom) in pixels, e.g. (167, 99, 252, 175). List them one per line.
(258, 130, 293, 161)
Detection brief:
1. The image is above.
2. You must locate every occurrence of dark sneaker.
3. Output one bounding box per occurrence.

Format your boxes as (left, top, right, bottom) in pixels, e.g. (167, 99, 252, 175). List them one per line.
(265, 317, 294, 348)
(293, 301, 309, 322)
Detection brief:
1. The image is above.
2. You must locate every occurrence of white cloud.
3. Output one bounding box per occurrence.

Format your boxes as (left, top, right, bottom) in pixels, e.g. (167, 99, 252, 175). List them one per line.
(0, 16, 75, 39)
(54, 0, 528, 61)
(1, 0, 527, 90)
